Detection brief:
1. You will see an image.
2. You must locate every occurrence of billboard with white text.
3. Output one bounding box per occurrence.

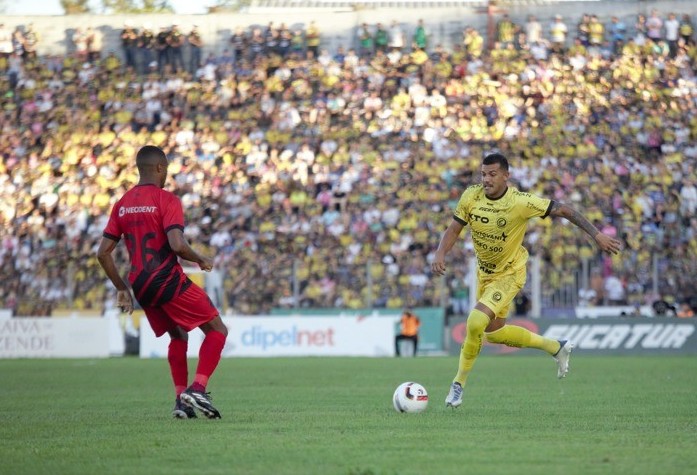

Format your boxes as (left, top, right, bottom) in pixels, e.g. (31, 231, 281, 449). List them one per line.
(0, 317, 110, 358)
(447, 318, 697, 355)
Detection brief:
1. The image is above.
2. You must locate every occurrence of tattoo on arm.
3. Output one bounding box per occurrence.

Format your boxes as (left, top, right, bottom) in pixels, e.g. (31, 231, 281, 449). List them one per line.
(550, 202, 599, 239)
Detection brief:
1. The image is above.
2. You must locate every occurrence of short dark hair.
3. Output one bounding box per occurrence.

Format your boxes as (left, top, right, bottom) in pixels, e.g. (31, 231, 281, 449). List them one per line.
(483, 153, 509, 171)
(136, 145, 167, 172)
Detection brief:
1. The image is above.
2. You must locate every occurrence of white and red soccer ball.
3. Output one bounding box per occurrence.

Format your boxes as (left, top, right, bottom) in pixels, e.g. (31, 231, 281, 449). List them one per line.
(392, 382, 429, 413)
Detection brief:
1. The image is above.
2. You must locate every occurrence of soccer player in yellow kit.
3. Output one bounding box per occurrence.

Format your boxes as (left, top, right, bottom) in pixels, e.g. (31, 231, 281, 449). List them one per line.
(432, 153, 622, 408)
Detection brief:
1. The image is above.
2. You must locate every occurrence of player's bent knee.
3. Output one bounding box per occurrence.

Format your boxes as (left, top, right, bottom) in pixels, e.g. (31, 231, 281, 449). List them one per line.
(168, 326, 188, 340)
(466, 309, 490, 335)
(199, 316, 228, 336)
(211, 316, 228, 336)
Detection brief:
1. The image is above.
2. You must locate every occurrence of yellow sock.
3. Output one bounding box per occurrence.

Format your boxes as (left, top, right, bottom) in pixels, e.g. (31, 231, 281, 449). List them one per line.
(454, 309, 490, 386)
(485, 325, 560, 355)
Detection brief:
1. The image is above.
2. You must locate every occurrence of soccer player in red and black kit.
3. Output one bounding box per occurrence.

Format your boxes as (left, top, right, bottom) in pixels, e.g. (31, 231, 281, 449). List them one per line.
(97, 145, 228, 419)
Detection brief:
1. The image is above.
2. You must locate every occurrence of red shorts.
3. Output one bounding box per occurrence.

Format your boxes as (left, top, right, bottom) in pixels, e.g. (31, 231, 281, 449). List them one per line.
(143, 282, 219, 337)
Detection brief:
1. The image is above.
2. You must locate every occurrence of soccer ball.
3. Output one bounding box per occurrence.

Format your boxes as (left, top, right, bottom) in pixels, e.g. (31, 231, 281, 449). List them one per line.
(392, 382, 429, 413)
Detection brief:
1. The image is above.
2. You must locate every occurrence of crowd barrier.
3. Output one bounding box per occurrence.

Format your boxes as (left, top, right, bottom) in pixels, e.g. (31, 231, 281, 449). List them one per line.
(3, 312, 695, 358)
(574, 306, 655, 319)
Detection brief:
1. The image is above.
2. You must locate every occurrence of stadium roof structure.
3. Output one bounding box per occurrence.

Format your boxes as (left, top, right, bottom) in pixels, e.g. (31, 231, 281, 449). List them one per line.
(250, 0, 601, 9)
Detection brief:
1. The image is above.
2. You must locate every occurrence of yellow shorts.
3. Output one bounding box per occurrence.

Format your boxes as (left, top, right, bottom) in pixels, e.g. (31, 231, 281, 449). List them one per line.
(476, 266, 526, 318)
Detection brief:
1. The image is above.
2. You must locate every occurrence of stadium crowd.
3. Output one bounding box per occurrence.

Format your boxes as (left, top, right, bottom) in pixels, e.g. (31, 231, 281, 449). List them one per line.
(1, 10, 697, 317)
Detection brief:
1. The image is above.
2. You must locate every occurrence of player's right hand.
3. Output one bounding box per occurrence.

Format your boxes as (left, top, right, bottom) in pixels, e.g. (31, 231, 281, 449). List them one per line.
(116, 289, 134, 315)
(431, 256, 447, 276)
(595, 233, 622, 255)
(199, 256, 214, 272)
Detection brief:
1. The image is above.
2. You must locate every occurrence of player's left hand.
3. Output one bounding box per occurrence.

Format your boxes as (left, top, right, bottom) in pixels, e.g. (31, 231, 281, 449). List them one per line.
(116, 289, 134, 314)
(595, 233, 622, 255)
(199, 256, 214, 272)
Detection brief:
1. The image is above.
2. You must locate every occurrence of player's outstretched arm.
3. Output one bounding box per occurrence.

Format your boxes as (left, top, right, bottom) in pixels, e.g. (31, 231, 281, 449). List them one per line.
(167, 228, 214, 271)
(431, 219, 465, 276)
(548, 201, 622, 254)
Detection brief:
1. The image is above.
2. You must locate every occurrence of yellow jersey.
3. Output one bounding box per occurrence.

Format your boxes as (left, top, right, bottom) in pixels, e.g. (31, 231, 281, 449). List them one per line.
(453, 185, 552, 277)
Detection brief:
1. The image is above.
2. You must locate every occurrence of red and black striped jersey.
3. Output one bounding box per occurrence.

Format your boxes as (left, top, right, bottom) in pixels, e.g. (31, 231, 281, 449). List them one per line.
(103, 184, 191, 307)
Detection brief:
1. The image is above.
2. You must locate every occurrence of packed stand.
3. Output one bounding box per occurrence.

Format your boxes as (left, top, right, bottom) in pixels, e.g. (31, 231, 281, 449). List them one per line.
(0, 12, 696, 317)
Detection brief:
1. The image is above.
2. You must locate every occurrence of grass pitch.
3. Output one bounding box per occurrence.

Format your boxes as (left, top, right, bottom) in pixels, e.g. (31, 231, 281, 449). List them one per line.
(1, 355, 695, 475)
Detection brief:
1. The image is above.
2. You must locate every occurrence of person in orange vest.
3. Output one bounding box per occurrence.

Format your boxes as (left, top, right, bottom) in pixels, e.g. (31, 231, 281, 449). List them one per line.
(395, 308, 421, 357)
(676, 303, 695, 318)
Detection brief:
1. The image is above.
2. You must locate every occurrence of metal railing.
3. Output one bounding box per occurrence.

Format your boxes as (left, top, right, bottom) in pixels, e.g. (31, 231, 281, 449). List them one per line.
(4, 246, 683, 317)
(251, 0, 601, 7)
